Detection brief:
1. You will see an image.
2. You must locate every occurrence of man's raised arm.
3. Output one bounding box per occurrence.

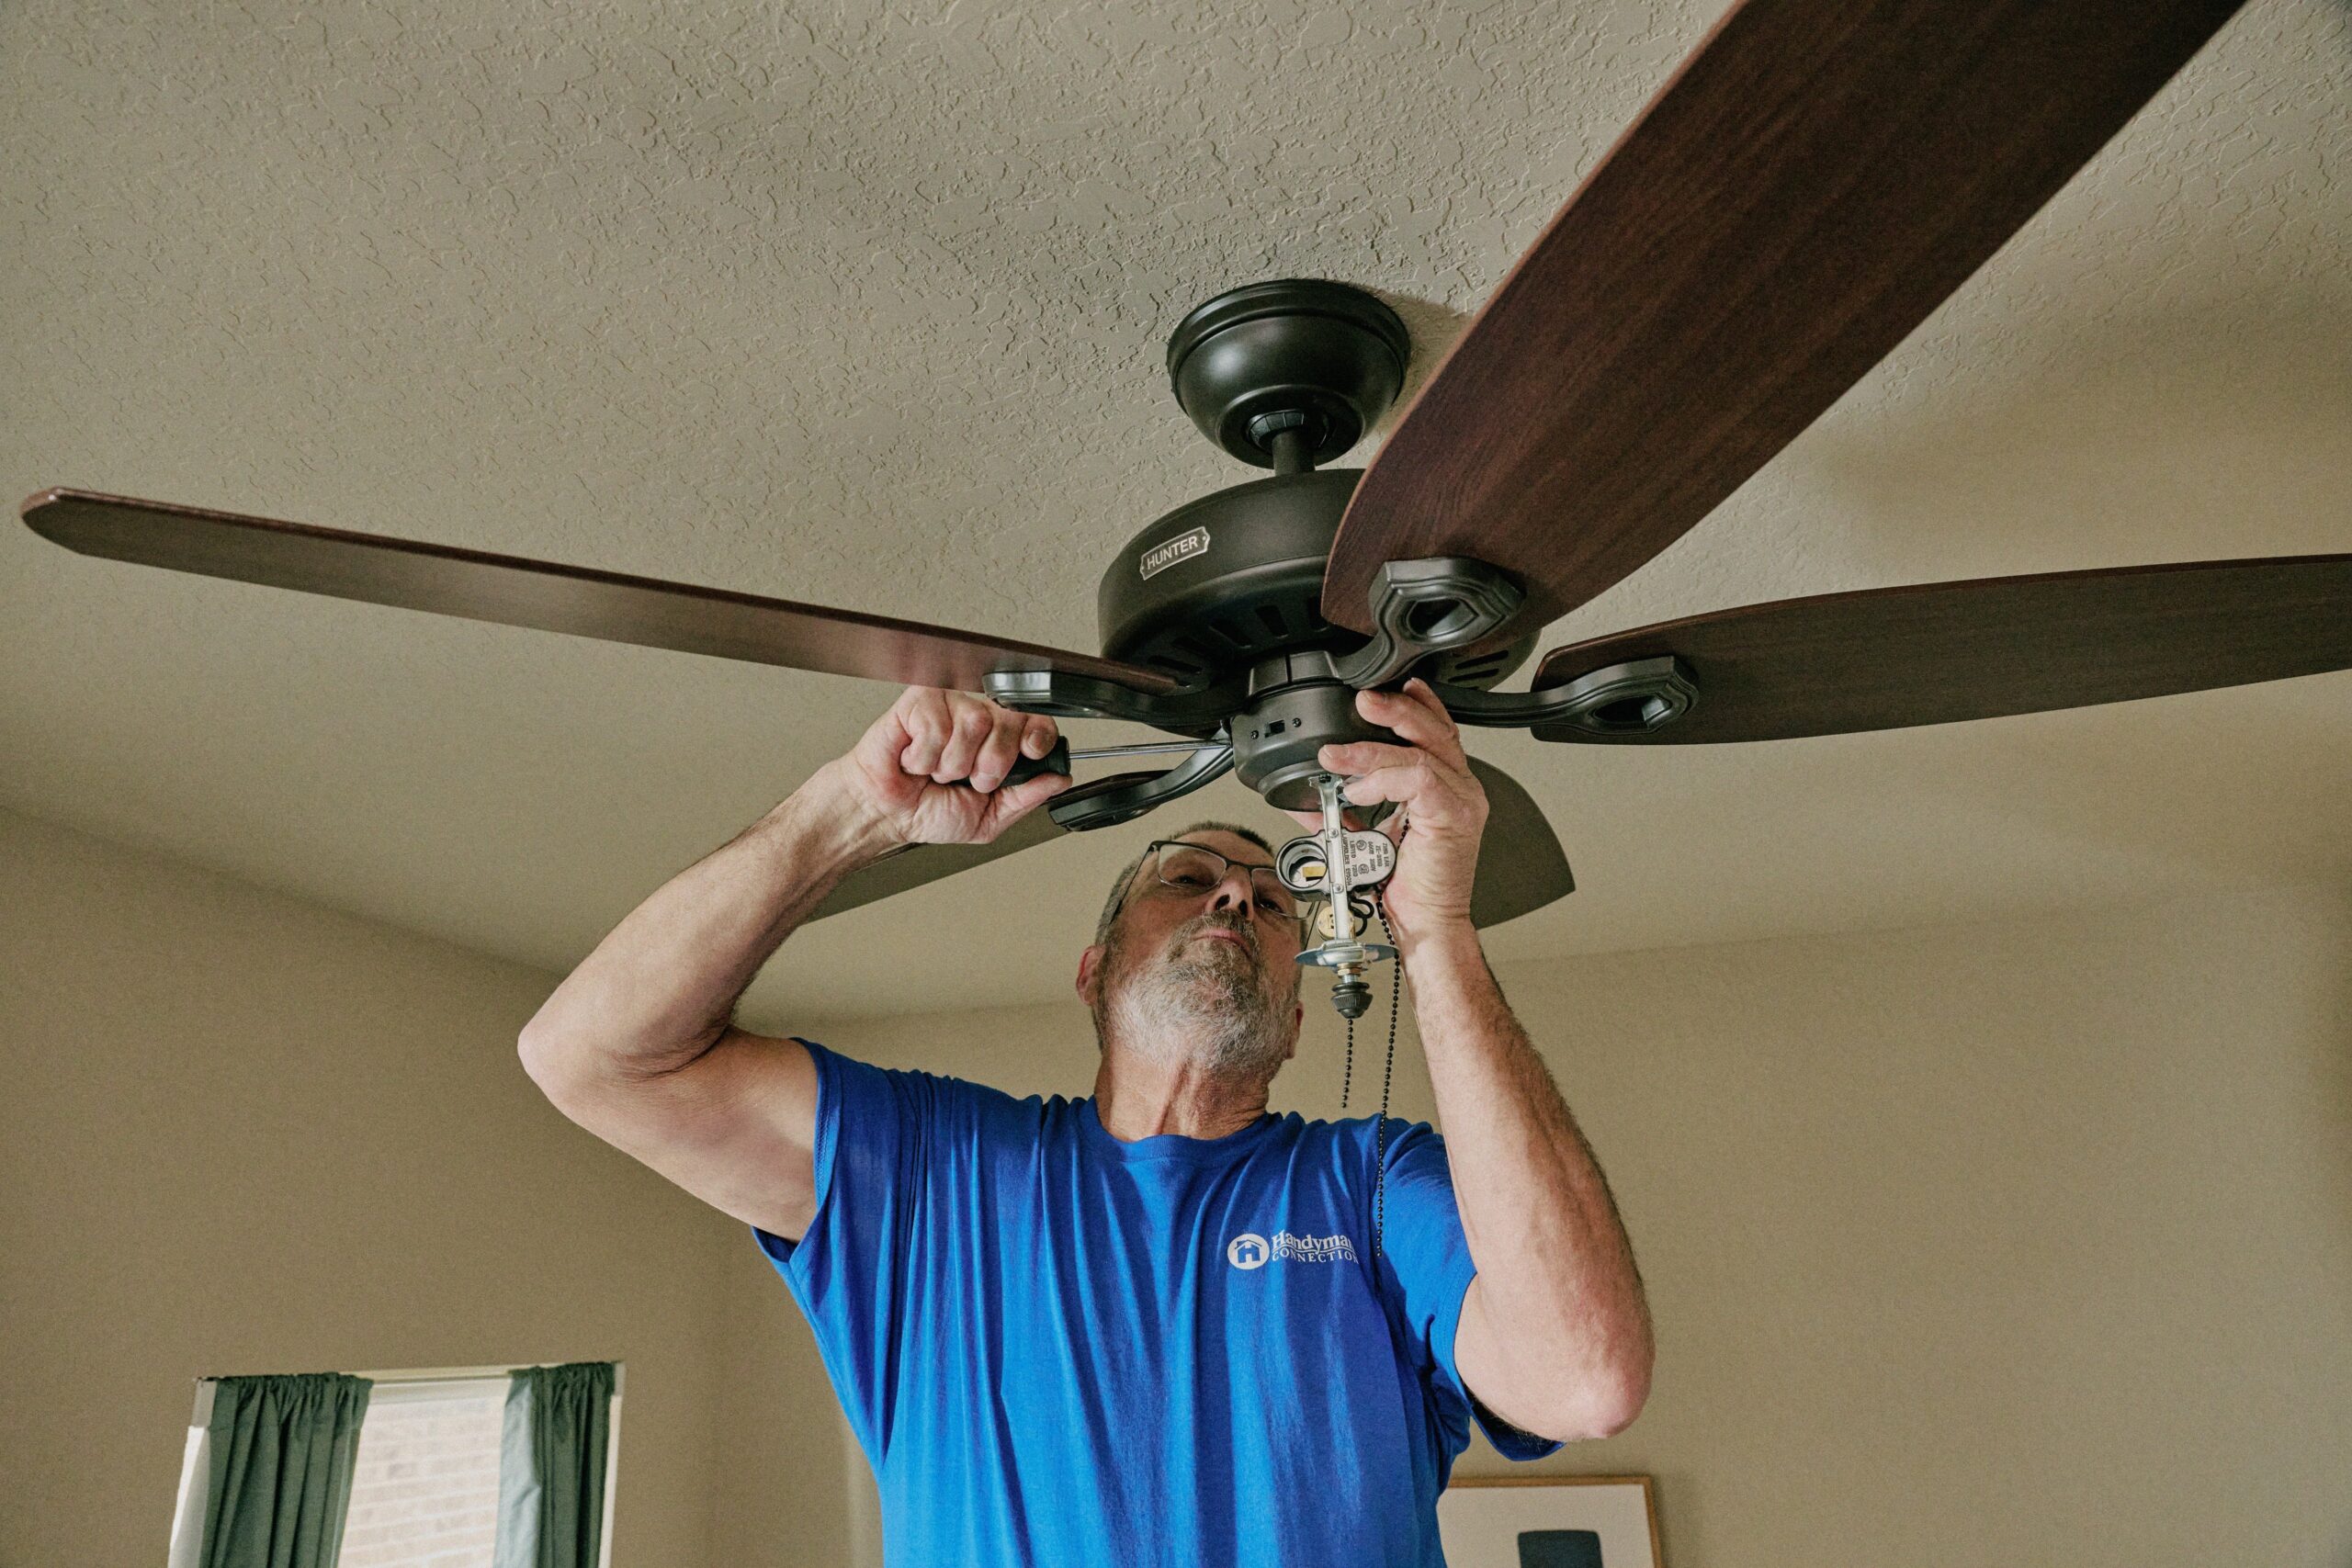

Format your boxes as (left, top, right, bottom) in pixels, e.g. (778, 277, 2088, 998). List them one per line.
(517, 688, 1065, 1240)
(1317, 680, 1654, 1445)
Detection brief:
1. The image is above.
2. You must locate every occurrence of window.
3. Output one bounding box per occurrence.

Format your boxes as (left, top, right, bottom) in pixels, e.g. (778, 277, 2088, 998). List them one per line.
(339, 1373, 508, 1568)
(166, 1365, 622, 1568)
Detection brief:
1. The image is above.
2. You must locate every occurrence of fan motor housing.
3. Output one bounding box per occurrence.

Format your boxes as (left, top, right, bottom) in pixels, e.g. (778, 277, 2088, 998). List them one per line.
(1098, 470, 1531, 692)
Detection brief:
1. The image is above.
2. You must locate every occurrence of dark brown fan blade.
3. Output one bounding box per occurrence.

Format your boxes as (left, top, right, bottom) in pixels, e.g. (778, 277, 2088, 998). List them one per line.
(808, 808, 1068, 921)
(1526, 556, 2352, 745)
(1322, 0, 2245, 635)
(21, 488, 1176, 694)
(1466, 756, 1575, 927)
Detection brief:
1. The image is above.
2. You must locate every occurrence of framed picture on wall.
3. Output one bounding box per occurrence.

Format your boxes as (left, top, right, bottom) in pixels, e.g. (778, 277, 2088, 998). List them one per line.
(1437, 1475, 1664, 1568)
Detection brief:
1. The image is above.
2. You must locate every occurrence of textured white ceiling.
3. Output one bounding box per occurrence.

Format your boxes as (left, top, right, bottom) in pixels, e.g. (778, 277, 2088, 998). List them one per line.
(3, 0, 2346, 1023)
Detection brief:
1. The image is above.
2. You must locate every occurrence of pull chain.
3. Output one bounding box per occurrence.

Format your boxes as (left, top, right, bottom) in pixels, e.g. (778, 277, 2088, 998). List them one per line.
(1371, 903, 1400, 1263)
(1340, 955, 1356, 1111)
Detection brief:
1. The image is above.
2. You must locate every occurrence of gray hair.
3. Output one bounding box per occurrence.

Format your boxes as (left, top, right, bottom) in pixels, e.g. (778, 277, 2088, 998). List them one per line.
(1092, 821, 1277, 948)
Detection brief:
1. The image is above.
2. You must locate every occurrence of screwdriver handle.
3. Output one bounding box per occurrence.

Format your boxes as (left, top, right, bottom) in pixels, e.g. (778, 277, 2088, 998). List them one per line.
(1001, 737, 1072, 787)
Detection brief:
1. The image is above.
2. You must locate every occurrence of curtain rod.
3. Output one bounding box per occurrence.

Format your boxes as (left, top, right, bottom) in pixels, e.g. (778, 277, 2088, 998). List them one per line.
(191, 1361, 622, 1385)
(353, 1365, 525, 1384)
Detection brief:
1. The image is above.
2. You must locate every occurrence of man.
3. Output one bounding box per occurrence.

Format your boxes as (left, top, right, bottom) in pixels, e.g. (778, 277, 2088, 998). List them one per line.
(519, 679, 1653, 1566)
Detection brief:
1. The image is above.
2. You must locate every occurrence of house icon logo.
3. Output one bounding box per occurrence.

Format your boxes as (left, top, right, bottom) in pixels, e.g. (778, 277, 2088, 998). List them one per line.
(1227, 1233, 1270, 1270)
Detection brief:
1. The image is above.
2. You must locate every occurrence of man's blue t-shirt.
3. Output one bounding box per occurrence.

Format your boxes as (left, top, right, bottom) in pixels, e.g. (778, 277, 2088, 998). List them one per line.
(754, 1040, 1559, 1567)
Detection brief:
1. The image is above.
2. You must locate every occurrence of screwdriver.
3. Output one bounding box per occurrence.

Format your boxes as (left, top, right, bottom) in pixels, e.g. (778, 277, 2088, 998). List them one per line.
(1001, 737, 1218, 786)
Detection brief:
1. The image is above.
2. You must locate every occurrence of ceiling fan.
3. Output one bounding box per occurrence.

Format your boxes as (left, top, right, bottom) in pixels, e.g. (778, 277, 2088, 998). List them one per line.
(23, 0, 2347, 936)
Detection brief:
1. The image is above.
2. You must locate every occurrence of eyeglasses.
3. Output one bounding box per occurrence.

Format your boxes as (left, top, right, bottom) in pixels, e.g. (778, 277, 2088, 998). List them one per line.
(1137, 840, 1300, 921)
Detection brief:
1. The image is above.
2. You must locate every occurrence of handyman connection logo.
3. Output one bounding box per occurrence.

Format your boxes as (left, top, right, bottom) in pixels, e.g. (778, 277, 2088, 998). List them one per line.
(1227, 1230, 1358, 1269)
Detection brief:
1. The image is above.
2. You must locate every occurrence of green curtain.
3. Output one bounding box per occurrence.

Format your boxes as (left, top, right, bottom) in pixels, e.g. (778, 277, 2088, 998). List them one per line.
(493, 1361, 616, 1568)
(198, 1372, 373, 1568)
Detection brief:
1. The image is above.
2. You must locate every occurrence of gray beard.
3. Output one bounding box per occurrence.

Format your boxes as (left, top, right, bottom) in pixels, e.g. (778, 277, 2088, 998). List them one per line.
(1094, 925, 1295, 1079)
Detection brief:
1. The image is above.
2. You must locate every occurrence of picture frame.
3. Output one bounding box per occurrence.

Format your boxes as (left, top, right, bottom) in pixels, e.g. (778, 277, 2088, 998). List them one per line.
(1436, 1475, 1664, 1568)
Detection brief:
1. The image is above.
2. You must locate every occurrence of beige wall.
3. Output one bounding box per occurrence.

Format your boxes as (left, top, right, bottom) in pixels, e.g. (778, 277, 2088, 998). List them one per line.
(707, 1234, 854, 1566)
(10, 797, 2349, 1567)
(0, 808, 850, 1568)
(744, 881, 2352, 1567)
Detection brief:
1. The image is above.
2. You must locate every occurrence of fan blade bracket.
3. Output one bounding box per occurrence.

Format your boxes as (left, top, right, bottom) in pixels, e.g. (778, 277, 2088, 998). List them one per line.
(1327, 558, 1526, 689)
(1436, 656, 1700, 739)
(984, 667, 1241, 733)
(1044, 742, 1235, 831)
